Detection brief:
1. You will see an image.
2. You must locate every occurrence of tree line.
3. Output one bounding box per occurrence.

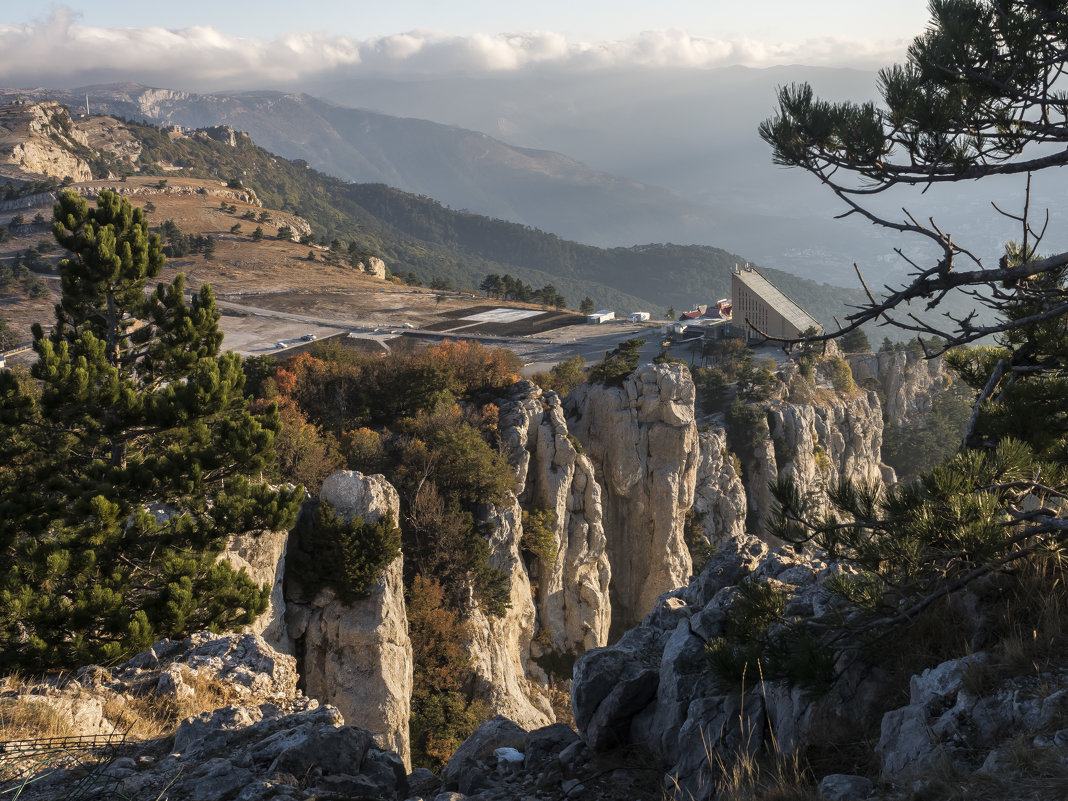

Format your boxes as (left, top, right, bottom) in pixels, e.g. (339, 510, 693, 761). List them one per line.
(479, 273, 566, 309)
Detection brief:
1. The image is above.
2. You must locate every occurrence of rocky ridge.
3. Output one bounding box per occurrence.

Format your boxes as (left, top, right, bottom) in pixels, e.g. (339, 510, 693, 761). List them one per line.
(567, 532, 1068, 800)
(848, 349, 952, 428)
(498, 381, 612, 659)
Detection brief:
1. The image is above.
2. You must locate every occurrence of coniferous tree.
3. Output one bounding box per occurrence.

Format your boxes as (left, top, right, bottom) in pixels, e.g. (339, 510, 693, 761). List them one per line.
(0, 190, 302, 671)
(753, 1, 1068, 678)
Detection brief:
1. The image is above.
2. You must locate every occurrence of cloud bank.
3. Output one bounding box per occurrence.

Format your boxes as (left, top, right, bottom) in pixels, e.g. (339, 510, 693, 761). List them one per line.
(0, 9, 907, 90)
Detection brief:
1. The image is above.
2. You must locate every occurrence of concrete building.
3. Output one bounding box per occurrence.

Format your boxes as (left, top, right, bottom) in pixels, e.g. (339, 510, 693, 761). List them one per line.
(627, 311, 650, 322)
(731, 264, 821, 342)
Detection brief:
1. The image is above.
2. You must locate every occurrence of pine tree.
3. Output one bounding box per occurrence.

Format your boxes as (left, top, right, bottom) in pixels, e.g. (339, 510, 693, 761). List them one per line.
(758, 1, 1068, 673)
(0, 190, 302, 671)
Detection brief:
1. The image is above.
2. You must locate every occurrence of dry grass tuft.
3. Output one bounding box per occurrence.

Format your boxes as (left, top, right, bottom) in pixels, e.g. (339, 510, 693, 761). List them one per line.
(0, 697, 75, 741)
(104, 669, 241, 742)
(711, 747, 817, 801)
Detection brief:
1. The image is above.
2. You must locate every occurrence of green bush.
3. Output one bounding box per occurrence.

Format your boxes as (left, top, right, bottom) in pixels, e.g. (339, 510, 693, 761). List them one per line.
(291, 502, 401, 604)
(531, 354, 587, 396)
(683, 509, 716, 575)
(588, 338, 645, 386)
(726, 400, 770, 466)
(692, 366, 730, 414)
(521, 507, 558, 566)
(826, 357, 856, 393)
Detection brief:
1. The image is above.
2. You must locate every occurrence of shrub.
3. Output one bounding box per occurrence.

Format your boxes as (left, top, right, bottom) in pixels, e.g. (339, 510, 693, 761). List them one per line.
(290, 502, 401, 604)
(692, 366, 730, 414)
(532, 354, 586, 396)
(826, 357, 856, 393)
(521, 507, 558, 566)
(684, 509, 716, 575)
(588, 338, 645, 386)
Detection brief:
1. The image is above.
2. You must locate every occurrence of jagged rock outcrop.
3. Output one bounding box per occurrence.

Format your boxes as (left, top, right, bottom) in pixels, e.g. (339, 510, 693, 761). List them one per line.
(465, 496, 555, 729)
(498, 381, 611, 657)
(737, 365, 889, 538)
(284, 471, 413, 769)
(566, 364, 699, 629)
(848, 349, 952, 427)
(877, 655, 1068, 784)
(437, 716, 663, 800)
(356, 255, 388, 280)
(220, 527, 290, 653)
(9, 701, 409, 801)
(71, 181, 261, 208)
(692, 425, 747, 547)
(194, 125, 239, 147)
(569, 535, 881, 799)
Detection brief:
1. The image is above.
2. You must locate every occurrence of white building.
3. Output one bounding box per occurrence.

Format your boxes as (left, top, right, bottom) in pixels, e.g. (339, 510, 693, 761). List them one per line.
(587, 310, 616, 324)
(627, 311, 650, 322)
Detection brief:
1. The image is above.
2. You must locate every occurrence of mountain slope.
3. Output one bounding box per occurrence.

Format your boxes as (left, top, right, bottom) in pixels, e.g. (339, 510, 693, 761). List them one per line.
(0, 84, 880, 283)
(0, 101, 867, 326)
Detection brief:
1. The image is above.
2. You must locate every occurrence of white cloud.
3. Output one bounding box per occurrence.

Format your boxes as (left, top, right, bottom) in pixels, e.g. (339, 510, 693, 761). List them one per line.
(0, 10, 908, 90)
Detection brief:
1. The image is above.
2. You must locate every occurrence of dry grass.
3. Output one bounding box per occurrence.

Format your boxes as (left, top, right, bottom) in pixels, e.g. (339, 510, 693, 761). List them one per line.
(959, 552, 1067, 697)
(0, 665, 241, 748)
(544, 680, 574, 730)
(102, 668, 240, 742)
(708, 745, 817, 801)
(0, 697, 75, 741)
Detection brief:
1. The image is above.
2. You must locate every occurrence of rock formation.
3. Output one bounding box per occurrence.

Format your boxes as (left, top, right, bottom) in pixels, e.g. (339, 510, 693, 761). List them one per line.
(732, 360, 891, 538)
(0, 102, 93, 183)
(692, 425, 747, 547)
(284, 471, 413, 769)
(357, 255, 388, 280)
(0, 634, 410, 801)
(566, 364, 700, 629)
(848, 349, 952, 428)
(498, 381, 612, 658)
(464, 496, 554, 729)
(568, 532, 890, 797)
(876, 654, 1068, 785)
(220, 527, 290, 653)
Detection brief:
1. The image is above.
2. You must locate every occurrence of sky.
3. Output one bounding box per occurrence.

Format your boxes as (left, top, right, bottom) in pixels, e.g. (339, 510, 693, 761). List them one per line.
(0, 2, 933, 90)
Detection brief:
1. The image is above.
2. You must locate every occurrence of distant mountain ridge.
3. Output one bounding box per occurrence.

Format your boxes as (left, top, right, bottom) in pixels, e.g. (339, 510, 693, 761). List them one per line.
(2, 84, 730, 248)
(0, 98, 867, 327)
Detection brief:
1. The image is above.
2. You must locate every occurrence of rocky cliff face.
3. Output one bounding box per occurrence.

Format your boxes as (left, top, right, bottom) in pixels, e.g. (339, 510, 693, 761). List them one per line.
(499, 381, 612, 658)
(733, 362, 891, 538)
(0, 102, 92, 183)
(570, 531, 1068, 800)
(220, 527, 290, 654)
(464, 496, 555, 729)
(565, 364, 700, 630)
(692, 425, 747, 547)
(284, 471, 413, 769)
(848, 350, 952, 427)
